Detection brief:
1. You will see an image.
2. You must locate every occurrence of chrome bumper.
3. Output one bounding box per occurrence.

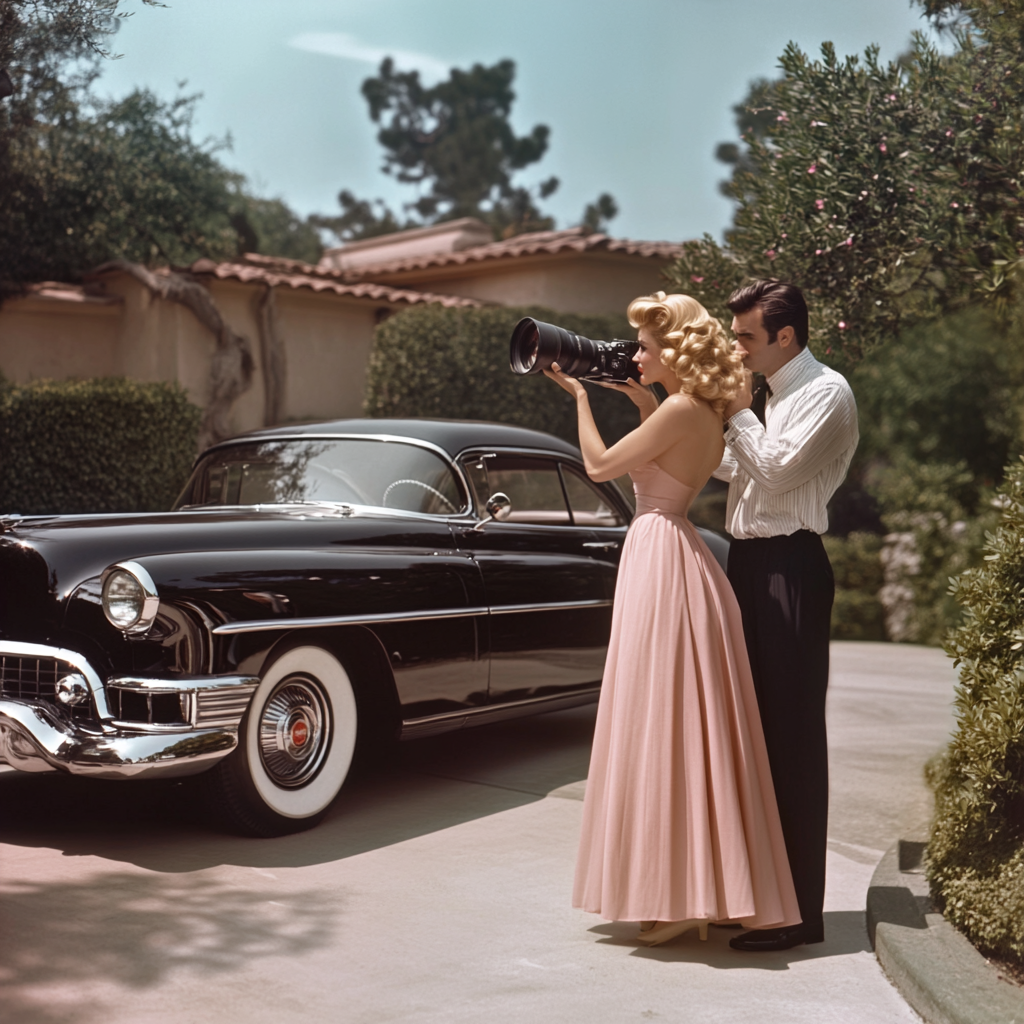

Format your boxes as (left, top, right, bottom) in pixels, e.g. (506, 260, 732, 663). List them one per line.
(0, 698, 246, 779)
(0, 640, 259, 779)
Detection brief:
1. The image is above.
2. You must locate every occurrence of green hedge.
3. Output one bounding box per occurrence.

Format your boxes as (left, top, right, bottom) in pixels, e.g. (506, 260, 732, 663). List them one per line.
(824, 532, 886, 641)
(364, 305, 642, 448)
(926, 457, 1024, 965)
(0, 378, 201, 514)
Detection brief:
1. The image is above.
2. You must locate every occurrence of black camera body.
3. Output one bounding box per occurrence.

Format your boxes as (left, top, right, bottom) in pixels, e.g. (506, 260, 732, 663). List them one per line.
(509, 318, 640, 384)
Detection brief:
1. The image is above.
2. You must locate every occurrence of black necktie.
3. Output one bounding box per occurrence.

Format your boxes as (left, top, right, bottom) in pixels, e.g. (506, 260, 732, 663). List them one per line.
(750, 376, 771, 427)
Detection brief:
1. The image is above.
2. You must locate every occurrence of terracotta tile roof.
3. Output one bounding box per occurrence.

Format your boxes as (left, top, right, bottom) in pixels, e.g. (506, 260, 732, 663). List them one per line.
(335, 227, 685, 279)
(187, 258, 483, 307)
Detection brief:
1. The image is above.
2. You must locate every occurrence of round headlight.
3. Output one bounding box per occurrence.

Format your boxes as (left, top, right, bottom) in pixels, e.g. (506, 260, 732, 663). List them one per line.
(101, 562, 159, 634)
(103, 570, 144, 628)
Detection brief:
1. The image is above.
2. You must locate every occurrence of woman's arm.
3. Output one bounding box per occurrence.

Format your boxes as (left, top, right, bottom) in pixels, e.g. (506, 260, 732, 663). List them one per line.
(593, 378, 660, 422)
(544, 366, 702, 482)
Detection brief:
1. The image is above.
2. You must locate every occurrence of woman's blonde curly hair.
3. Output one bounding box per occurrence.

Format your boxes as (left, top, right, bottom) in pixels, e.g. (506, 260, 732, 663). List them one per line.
(627, 291, 743, 414)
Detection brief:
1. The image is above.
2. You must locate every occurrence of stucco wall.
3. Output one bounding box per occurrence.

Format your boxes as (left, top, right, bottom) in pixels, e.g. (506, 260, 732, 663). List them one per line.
(0, 296, 121, 382)
(272, 289, 379, 424)
(371, 254, 672, 315)
(0, 273, 387, 437)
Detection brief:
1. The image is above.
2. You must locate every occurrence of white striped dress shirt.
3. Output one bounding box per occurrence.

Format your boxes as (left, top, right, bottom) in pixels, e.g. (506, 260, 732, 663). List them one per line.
(712, 346, 859, 539)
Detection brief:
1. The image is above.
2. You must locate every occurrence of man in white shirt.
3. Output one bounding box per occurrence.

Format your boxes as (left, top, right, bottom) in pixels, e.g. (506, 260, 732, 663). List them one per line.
(716, 280, 859, 953)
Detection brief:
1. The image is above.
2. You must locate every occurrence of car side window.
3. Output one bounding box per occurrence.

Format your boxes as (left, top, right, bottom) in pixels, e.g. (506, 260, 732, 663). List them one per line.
(560, 466, 626, 527)
(474, 455, 571, 525)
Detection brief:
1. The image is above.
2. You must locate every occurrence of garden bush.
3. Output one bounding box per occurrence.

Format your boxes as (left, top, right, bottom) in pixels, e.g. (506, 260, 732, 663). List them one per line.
(927, 457, 1024, 965)
(823, 532, 886, 641)
(0, 377, 201, 514)
(364, 305, 642, 449)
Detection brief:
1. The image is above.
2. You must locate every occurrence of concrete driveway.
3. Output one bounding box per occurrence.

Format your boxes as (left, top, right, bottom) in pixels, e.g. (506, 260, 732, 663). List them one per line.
(0, 641, 955, 1024)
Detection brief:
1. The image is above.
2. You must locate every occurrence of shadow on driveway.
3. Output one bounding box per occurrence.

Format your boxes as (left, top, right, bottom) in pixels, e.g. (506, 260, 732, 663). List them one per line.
(0, 705, 597, 873)
(0, 870, 337, 1024)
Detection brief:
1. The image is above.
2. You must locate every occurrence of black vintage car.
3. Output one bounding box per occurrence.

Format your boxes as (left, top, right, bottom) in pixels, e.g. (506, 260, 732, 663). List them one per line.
(0, 419, 729, 836)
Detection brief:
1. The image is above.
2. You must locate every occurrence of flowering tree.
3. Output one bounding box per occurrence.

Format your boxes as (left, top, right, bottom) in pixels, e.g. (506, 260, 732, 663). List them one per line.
(666, 0, 1024, 362)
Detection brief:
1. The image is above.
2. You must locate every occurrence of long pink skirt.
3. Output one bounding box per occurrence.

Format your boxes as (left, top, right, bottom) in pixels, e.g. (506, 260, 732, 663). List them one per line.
(573, 504, 802, 928)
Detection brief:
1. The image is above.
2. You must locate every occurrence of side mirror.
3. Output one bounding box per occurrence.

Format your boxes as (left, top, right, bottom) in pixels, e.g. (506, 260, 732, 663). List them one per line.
(474, 492, 512, 531)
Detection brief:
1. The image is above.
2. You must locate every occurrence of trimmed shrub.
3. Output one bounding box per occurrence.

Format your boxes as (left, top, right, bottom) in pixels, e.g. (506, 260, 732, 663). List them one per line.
(824, 532, 886, 641)
(364, 305, 642, 448)
(0, 378, 201, 514)
(927, 457, 1024, 965)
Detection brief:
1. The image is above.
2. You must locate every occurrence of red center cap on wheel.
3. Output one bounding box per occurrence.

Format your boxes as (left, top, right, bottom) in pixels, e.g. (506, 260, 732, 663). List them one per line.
(291, 720, 308, 746)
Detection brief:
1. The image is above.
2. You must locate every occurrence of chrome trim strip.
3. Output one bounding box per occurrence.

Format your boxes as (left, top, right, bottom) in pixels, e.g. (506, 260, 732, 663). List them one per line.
(488, 599, 611, 616)
(211, 599, 612, 635)
(106, 674, 260, 694)
(399, 687, 601, 740)
(212, 606, 490, 635)
(0, 640, 111, 720)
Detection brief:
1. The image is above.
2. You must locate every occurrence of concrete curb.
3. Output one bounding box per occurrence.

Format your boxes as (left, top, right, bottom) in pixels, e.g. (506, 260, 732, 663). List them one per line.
(867, 840, 1024, 1024)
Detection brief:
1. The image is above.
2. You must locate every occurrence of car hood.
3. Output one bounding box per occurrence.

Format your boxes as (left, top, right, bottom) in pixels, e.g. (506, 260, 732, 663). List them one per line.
(0, 506, 457, 637)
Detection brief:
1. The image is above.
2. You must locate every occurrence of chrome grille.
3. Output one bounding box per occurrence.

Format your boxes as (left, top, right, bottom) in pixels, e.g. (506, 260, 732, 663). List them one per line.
(0, 654, 67, 703)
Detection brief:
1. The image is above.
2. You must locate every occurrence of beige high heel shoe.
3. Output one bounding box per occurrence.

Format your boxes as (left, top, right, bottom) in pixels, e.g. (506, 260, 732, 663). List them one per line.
(636, 919, 709, 946)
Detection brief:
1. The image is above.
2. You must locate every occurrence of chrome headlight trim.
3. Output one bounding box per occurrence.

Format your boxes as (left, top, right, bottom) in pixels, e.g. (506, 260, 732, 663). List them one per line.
(101, 560, 160, 635)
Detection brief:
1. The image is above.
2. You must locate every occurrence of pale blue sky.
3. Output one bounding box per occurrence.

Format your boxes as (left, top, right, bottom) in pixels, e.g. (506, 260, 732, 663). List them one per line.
(98, 0, 937, 243)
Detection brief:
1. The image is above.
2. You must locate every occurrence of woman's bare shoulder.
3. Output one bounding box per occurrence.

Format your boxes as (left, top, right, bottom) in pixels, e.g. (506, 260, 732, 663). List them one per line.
(658, 392, 718, 420)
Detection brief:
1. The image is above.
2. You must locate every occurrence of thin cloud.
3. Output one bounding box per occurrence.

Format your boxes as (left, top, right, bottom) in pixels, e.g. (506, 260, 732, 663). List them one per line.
(288, 32, 450, 80)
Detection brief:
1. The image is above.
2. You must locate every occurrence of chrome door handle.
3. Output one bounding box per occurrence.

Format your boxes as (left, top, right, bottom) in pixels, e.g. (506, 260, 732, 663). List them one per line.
(583, 541, 620, 551)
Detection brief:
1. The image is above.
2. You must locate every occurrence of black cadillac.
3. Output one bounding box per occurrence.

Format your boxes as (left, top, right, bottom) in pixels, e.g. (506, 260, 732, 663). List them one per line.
(0, 419, 728, 836)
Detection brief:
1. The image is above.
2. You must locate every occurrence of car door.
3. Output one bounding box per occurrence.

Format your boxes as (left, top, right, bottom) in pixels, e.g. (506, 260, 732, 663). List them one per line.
(452, 450, 626, 704)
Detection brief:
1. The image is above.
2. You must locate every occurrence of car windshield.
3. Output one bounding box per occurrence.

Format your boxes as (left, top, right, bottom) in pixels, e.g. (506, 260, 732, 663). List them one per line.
(178, 438, 466, 515)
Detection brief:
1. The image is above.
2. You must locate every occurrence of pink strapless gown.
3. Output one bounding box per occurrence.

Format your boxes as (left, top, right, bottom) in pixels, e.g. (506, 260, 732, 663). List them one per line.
(573, 462, 802, 927)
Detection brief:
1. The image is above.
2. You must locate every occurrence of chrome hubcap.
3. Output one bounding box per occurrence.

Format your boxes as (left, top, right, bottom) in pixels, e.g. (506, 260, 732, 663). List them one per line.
(258, 675, 330, 787)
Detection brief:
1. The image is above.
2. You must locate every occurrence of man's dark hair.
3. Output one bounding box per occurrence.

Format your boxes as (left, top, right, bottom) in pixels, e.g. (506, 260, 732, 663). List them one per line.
(727, 279, 809, 349)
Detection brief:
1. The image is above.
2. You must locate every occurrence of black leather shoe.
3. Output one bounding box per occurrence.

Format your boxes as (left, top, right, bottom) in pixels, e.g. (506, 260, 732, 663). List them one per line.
(728, 924, 824, 951)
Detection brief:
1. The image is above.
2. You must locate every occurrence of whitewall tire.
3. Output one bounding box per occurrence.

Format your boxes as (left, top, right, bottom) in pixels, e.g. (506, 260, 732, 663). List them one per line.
(205, 645, 359, 836)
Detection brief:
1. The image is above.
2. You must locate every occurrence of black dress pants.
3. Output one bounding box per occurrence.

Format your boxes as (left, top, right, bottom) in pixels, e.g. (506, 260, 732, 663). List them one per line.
(727, 530, 834, 933)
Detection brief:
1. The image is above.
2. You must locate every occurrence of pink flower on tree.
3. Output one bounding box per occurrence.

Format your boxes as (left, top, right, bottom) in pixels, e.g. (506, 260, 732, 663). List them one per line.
(838, 321, 847, 330)
(691, 275, 704, 283)
(879, 143, 887, 153)
(765, 249, 777, 260)
(815, 199, 825, 210)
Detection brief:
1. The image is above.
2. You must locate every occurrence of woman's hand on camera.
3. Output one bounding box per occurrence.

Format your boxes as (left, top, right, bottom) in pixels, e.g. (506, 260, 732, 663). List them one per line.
(595, 378, 660, 416)
(543, 363, 587, 399)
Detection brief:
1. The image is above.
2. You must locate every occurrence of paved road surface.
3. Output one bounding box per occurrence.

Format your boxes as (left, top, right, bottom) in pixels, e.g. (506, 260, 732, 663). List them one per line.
(0, 642, 955, 1024)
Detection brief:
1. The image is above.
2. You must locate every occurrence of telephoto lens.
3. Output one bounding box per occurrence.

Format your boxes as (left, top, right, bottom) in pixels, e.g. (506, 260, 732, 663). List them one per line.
(509, 318, 640, 383)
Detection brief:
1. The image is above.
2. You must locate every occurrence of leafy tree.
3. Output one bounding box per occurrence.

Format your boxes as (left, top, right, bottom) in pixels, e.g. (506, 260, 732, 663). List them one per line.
(667, 0, 1024, 363)
(581, 193, 620, 235)
(713, 77, 778, 202)
(0, 5, 321, 294)
(316, 57, 618, 243)
(231, 195, 322, 264)
(1, 85, 242, 293)
(309, 188, 416, 244)
(363, 57, 557, 225)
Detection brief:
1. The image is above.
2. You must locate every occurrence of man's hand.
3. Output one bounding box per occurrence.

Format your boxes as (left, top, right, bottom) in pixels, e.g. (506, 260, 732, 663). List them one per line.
(723, 368, 754, 422)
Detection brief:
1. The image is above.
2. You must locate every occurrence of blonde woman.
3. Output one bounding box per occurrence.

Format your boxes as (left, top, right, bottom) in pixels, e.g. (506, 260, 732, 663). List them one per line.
(545, 292, 801, 946)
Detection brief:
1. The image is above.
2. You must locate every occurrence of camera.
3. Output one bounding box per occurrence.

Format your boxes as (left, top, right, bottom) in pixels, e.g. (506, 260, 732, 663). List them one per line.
(509, 318, 640, 384)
